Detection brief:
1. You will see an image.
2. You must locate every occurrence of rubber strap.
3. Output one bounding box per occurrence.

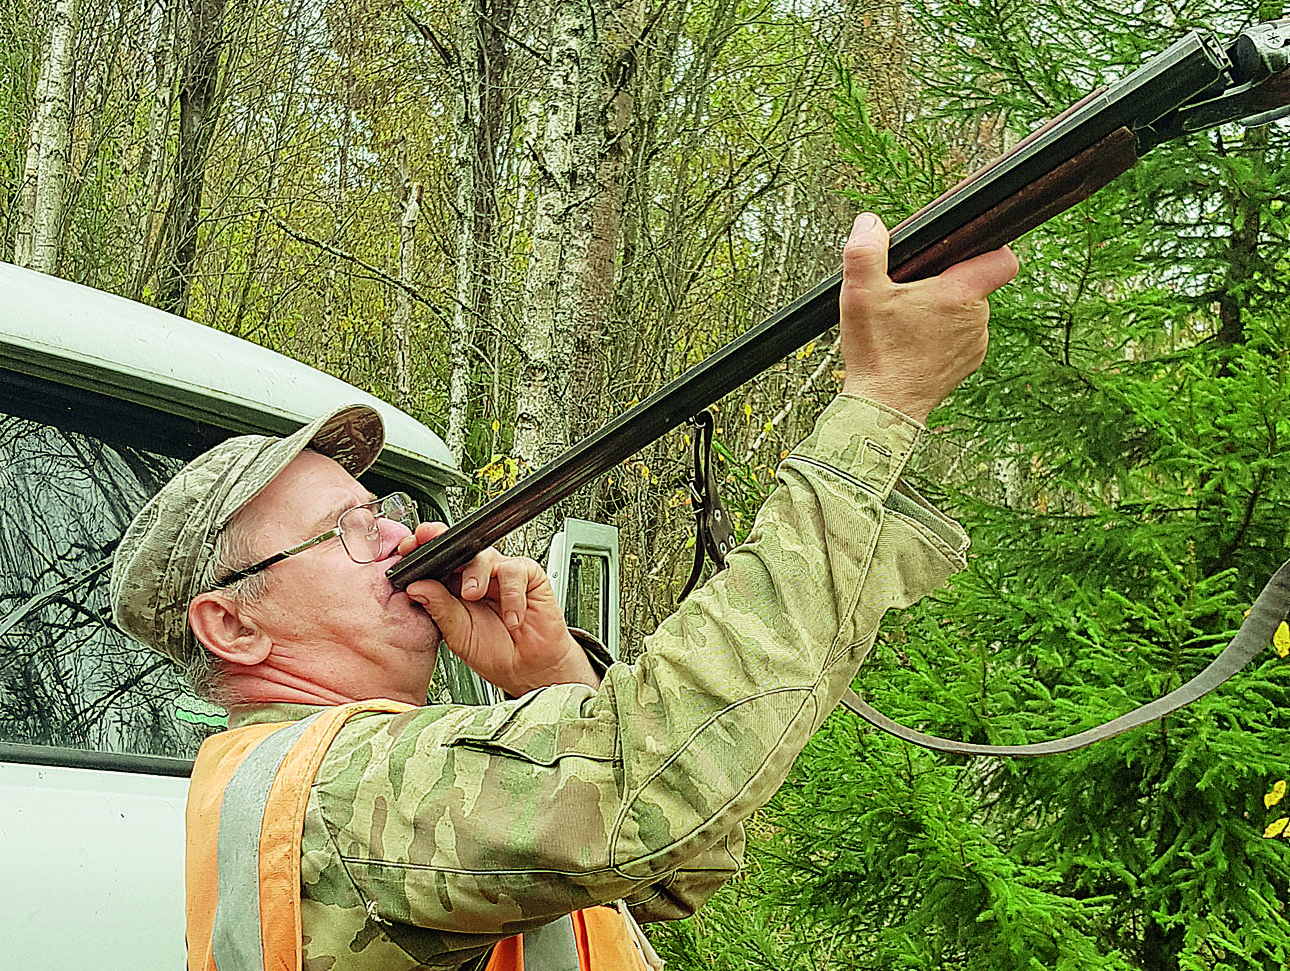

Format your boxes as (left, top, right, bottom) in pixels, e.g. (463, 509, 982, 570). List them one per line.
(678, 411, 735, 602)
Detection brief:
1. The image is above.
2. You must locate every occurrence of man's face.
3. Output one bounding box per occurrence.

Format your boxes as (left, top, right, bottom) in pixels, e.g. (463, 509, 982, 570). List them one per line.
(231, 450, 441, 702)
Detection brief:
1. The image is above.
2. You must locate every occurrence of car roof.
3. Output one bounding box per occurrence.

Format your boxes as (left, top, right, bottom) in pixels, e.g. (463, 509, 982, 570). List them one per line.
(0, 262, 466, 490)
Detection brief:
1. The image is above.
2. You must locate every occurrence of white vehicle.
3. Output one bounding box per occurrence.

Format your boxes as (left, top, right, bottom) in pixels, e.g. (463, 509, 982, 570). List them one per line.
(0, 262, 617, 970)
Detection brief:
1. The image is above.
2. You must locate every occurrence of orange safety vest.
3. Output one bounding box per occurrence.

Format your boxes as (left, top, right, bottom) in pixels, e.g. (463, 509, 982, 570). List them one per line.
(185, 699, 658, 971)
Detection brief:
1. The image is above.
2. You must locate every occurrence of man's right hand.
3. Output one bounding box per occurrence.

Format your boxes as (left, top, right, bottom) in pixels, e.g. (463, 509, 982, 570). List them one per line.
(395, 523, 600, 696)
(838, 212, 1019, 424)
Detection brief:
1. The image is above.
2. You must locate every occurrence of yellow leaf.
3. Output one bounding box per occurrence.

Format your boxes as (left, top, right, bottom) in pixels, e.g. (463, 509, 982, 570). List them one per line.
(1275, 622, 1290, 658)
(743, 402, 752, 419)
(1266, 780, 1287, 809)
(1263, 816, 1289, 839)
(764, 420, 773, 435)
(491, 419, 500, 433)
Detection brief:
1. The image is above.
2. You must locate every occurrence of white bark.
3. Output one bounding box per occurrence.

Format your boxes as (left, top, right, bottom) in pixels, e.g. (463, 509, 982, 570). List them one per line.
(394, 145, 420, 411)
(14, 0, 78, 273)
(446, 0, 484, 513)
(12, 62, 48, 267)
(128, 0, 180, 293)
(514, 0, 582, 555)
(514, 0, 640, 551)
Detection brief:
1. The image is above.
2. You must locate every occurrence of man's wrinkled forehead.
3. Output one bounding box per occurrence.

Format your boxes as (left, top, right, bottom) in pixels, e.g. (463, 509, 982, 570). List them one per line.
(242, 449, 374, 533)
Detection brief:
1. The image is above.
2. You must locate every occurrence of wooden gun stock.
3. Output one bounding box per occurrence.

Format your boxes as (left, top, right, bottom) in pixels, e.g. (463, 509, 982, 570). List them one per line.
(892, 127, 1138, 283)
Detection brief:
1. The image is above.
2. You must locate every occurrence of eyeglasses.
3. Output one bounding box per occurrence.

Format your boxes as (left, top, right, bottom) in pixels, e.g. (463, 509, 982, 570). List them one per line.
(211, 492, 419, 589)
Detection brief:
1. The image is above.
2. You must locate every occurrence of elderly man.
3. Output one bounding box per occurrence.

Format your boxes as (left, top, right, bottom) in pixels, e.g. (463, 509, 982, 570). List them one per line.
(110, 214, 1017, 971)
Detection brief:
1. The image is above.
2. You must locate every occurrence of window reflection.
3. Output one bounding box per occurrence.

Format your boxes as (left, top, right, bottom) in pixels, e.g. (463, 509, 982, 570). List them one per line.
(564, 552, 607, 641)
(0, 414, 209, 757)
(0, 384, 480, 761)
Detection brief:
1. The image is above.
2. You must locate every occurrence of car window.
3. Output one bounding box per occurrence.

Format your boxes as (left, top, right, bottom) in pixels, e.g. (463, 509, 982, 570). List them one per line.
(0, 404, 209, 757)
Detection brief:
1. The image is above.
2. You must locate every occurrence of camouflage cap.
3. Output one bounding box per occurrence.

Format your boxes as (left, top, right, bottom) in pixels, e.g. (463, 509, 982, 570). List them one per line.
(109, 404, 386, 665)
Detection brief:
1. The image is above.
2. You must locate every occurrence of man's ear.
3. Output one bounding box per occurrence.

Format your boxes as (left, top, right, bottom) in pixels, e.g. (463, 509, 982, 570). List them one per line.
(188, 592, 272, 666)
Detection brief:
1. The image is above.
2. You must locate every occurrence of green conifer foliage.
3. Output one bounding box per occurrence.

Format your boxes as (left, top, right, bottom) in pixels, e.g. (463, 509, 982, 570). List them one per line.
(656, 2, 1290, 968)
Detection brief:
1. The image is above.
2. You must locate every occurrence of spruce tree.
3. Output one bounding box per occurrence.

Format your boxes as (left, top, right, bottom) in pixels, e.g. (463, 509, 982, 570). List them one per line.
(656, 2, 1290, 968)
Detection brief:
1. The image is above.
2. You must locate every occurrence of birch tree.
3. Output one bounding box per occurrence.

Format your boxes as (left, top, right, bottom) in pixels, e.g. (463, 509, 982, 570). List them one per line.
(394, 138, 420, 411)
(13, 0, 77, 274)
(126, 0, 181, 296)
(510, 0, 645, 553)
(432, 0, 516, 511)
(511, 0, 588, 551)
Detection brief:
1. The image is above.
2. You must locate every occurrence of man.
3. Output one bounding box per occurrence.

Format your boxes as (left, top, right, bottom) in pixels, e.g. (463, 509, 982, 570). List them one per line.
(110, 214, 1018, 970)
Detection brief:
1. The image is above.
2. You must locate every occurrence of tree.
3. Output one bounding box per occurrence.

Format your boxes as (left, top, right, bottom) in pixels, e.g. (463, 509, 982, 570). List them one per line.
(156, 0, 228, 314)
(12, 0, 77, 273)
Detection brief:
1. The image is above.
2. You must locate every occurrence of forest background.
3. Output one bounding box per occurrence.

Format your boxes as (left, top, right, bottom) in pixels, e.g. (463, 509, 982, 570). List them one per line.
(4, 0, 1290, 964)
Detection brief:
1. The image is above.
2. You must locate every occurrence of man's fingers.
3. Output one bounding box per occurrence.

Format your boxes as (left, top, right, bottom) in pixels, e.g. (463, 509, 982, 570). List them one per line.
(406, 579, 468, 648)
(459, 547, 503, 601)
(444, 547, 541, 631)
(841, 212, 890, 292)
(395, 521, 448, 557)
(937, 245, 1020, 300)
(494, 559, 534, 631)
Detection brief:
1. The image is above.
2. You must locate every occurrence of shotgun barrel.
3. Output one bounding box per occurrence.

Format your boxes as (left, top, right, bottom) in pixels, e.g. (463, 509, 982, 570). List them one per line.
(389, 20, 1290, 588)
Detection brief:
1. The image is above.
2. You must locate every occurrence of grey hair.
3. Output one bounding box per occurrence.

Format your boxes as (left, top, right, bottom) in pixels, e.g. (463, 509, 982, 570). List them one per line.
(184, 506, 274, 702)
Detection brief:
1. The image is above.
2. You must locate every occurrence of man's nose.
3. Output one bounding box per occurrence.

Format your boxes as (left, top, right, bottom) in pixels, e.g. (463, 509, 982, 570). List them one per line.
(378, 515, 414, 557)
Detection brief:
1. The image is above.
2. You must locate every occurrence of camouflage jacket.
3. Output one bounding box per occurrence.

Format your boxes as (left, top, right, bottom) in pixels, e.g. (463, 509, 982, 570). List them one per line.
(224, 394, 969, 970)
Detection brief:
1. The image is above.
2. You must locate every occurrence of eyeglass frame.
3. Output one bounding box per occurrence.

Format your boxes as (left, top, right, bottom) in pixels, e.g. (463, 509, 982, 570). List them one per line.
(210, 492, 419, 590)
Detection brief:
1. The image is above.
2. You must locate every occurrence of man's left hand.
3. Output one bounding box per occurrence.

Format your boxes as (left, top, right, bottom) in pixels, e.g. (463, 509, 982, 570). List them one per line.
(396, 523, 601, 696)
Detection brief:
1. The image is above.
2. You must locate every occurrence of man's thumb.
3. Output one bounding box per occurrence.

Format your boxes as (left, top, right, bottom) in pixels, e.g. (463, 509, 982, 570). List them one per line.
(842, 212, 890, 286)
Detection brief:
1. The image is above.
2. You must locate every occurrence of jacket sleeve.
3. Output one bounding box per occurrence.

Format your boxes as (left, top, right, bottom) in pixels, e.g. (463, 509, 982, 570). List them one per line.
(304, 393, 969, 957)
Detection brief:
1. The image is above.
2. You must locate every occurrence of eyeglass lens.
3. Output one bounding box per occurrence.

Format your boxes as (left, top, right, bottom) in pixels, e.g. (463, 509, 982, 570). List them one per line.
(338, 493, 418, 563)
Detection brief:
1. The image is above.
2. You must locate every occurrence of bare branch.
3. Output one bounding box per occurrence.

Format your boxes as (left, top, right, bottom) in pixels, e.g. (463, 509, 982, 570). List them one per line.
(267, 213, 447, 321)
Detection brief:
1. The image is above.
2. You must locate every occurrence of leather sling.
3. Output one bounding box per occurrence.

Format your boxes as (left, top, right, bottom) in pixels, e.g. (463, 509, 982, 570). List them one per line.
(688, 472, 1290, 757)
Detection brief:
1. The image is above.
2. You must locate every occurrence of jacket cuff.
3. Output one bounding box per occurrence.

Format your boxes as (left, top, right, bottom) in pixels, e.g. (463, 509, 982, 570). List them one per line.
(784, 393, 924, 500)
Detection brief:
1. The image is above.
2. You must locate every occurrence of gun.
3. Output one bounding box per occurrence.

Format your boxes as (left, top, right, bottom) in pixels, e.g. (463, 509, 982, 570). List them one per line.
(389, 19, 1290, 590)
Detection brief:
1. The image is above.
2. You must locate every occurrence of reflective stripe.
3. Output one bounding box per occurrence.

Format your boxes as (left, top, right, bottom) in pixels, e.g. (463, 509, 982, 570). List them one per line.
(211, 712, 325, 971)
(522, 914, 580, 971)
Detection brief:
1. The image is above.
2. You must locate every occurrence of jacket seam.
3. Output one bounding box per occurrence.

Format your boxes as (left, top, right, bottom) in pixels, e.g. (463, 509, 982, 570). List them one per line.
(784, 452, 903, 499)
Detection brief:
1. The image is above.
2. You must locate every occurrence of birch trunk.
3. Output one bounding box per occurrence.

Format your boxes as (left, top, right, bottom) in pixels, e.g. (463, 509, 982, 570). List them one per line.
(514, 0, 638, 554)
(12, 59, 49, 268)
(394, 141, 419, 411)
(324, 77, 353, 338)
(513, 0, 584, 555)
(446, 0, 515, 514)
(565, 0, 640, 514)
(128, 0, 180, 297)
(13, 0, 78, 274)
